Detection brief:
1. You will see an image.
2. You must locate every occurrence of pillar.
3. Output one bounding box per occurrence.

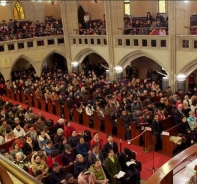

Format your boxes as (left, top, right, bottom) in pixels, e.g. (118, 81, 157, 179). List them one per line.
(177, 74, 186, 92)
(162, 77, 169, 91)
(71, 61, 79, 73)
(115, 66, 123, 81)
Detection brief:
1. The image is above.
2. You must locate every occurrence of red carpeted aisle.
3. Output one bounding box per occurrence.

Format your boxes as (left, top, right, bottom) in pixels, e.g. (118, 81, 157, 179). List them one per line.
(2, 96, 170, 181)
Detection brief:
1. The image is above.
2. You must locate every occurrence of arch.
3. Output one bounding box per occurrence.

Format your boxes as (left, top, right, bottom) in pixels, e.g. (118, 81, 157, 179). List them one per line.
(41, 50, 67, 72)
(178, 59, 197, 77)
(118, 50, 168, 73)
(74, 48, 109, 65)
(78, 5, 85, 27)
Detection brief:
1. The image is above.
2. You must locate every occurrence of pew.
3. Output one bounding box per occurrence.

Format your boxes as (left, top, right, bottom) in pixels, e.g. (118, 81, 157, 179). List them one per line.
(162, 116, 174, 130)
(40, 95, 46, 111)
(162, 124, 180, 157)
(55, 101, 61, 117)
(131, 122, 141, 145)
(144, 128, 153, 152)
(73, 105, 79, 123)
(0, 139, 15, 152)
(26, 92, 33, 107)
(15, 90, 21, 102)
(47, 98, 53, 114)
(32, 93, 39, 109)
(82, 108, 90, 127)
(116, 117, 126, 140)
(64, 104, 70, 120)
(21, 90, 27, 104)
(10, 88, 15, 100)
(104, 114, 113, 135)
(5, 88, 11, 98)
(93, 111, 101, 131)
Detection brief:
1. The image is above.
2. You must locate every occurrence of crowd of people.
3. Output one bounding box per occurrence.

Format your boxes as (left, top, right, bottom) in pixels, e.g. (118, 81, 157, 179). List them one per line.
(123, 12, 168, 35)
(0, 16, 63, 42)
(1, 61, 197, 183)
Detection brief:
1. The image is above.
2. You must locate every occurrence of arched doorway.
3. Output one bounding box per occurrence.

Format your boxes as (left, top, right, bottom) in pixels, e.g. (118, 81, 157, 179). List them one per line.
(42, 53, 67, 73)
(11, 58, 36, 81)
(78, 5, 85, 28)
(81, 53, 108, 77)
(125, 56, 167, 86)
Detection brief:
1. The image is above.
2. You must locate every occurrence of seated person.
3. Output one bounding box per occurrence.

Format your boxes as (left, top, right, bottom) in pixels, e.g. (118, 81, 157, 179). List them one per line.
(0, 134, 5, 145)
(61, 144, 76, 166)
(76, 136, 91, 157)
(103, 134, 119, 157)
(54, 128, 65, 144)
(66, 173, 78, 184)
(118, 148, 140, 184)
(34, 170, 47, 184)
(90, 132, 103, 150)
(14, 152, 32, 172)
(13, 124, 26, 138)
(68, 130, 80, 148)
(58, 137, 69, 154)
(26, 124, 38, 141)
(10, 142, 23, 158)
(187, 111, 197, 132)
(37, 130, 51, 150)
(23, 133, 39, 155)
(64, 120, 75, 139)
(5, 128, 16, 142)
(31, 150, 47, 165)
(0, 149, 13, 161)
(78, 170, 95, 184)
(103, 149, 126, 184)
(88, 143, 104, 164)
(74, 154, 90, 177)
(49, 162, 67, 184)
(46, 150, 63, 170)
(44, 140, 57, 156)
(90, 159, 109, 184)
(32, 154, 49, 176)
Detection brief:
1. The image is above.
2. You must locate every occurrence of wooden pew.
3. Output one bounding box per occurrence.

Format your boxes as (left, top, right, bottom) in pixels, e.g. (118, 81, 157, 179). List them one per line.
(20, 90, 26, 104)
(73, 105, 79, 123)
(40, 95, 46, 111)
(162, 116, 174, 130)
(162, 124, 180, 157)
(144, 128, 153, 152)
(93, 111, 101, 131)
(10, 88, 15, 100)
(82, 108, 90, 127)
(47, 98, 53, 114)
(0, 139, 15, 152)
(55, 101, 61, 117)
(32, 93, 39, 109)
(104, 114, 113, 135)
(15, 90, 21, 102)
(64, 104, 70, 120)
(116, 117, 126, 140)
(26, 92, 33, 107)
(5, 88, 11, 98)
(131, 122, 141, 145)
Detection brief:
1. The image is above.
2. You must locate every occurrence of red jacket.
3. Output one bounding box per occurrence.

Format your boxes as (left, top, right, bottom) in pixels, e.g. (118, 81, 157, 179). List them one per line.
(90, 138, 103, 150)
(64, 126, 76, 139)
(46, 155, 63, 169)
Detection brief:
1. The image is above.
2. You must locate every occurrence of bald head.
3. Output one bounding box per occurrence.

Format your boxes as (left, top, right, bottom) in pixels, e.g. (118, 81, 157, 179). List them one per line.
(178, 104, 183, 111)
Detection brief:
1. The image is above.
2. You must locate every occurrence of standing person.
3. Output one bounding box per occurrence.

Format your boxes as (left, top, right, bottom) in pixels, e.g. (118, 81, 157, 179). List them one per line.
(173, 104, 185, 125)
(151, 114, 163, 150)
(84, 12, 90, 29)
(64, 120, 75, 139)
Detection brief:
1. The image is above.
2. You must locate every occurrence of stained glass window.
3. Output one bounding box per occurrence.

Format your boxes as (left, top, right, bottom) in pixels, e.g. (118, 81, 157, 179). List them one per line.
(124, 0, 130, 16)
(158, 0, 166, 14)
(13, 2, 25, 20)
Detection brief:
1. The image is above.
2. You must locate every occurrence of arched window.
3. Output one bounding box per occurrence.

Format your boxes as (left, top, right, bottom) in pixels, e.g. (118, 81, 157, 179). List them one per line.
(158, 0, 166, 14)
(13, 2, 25, 20)
(124, 0, 130, 16)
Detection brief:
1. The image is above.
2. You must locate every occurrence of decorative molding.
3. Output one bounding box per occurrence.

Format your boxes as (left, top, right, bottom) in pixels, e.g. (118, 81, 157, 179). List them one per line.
(1, 58, 11, 68)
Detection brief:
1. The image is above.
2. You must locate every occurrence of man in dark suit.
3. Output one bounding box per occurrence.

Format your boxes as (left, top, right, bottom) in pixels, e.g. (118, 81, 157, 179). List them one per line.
(103, 134, 119, 157)
(88, 143, 104, 164)
(173, 104, 185, 125)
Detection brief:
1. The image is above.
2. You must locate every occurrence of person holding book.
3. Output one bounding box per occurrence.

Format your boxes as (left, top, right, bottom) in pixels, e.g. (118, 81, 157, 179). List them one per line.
(118, 148, 140, 184)
(103, 149, 126, 184)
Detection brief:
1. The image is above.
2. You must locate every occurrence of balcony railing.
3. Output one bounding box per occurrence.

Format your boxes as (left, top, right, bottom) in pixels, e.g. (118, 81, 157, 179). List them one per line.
(177, 35, 197, 51)
(0, 35, 64, 54)
(114, 35, 169, 49)
(69, 35, 108, 46)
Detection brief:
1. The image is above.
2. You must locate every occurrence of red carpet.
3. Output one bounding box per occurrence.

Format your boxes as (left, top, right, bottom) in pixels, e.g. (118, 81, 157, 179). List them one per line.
(2, 96, 170, 181)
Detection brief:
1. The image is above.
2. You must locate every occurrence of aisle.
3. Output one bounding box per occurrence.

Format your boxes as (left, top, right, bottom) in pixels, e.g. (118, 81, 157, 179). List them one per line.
(1, 96, 170, 181)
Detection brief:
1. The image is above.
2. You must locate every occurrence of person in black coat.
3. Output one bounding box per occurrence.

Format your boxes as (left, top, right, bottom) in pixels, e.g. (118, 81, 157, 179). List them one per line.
(151, 114, 163, 150)
(74, 154, 90, 177)
(179, 116, 195, 146)
(22, 133, 39, 155)
(103, 134, 119, 158)
(49, 162, 67, 184)
(173, 104, 185, 125)
(119, 148, 140, 184)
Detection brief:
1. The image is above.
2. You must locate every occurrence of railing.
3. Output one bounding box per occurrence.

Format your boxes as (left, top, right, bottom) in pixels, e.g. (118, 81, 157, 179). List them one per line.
(177, 35, 197, 51)
(0, 154, 42, 184)
(69, 35, 108, 46)
(113, 35, 169, 49)
(0, 35, 65, 54)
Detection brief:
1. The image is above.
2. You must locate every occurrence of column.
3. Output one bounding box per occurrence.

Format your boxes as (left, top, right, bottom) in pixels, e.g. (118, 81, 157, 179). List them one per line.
(177, 74, 186, 92)
(71, 61, 79, 73)
(104, 1, 124, 81)
(115, 66, 123, 81)
(162, 77, 169, 91)
(60, 1, 78, 74)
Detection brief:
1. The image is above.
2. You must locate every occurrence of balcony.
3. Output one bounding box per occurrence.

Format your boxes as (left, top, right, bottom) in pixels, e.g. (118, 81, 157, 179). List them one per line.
(0, 35, 65, 54)
(177, 35, 197, 51)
